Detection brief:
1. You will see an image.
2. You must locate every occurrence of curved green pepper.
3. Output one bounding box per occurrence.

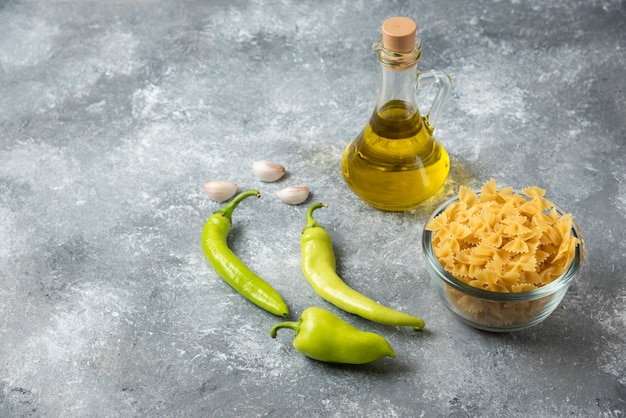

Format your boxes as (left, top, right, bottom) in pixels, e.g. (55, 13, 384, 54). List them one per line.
(300, 203, 425, 330)
(201, 190, 289, 317)
(270, 307, 395, 364)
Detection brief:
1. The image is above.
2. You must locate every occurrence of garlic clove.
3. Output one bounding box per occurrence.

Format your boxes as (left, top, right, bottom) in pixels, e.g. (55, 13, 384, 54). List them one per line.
(276, 186, 310, 205)
(252, 160, 286, 182)
(204, 180, 238, 202)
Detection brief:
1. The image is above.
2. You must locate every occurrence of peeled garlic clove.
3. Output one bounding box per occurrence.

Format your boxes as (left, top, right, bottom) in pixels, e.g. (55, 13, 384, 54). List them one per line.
(204, 180, 238, 202)
(276, 186, 310, 205)
(252, 160, 286, 182)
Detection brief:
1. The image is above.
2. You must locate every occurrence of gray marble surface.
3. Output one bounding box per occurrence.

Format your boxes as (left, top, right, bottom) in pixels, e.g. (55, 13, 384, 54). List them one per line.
(1, 0, 625, 417)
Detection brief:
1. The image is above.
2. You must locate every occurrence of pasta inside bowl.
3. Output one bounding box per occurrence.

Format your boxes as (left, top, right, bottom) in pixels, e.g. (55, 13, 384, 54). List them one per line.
(421, 179, 585, 332)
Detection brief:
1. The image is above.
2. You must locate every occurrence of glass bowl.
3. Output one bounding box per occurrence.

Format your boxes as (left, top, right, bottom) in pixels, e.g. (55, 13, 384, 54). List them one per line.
(422, 193, 585, 332)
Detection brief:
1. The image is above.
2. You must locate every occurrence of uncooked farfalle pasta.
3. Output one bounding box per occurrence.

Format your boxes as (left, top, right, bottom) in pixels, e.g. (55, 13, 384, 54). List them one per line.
(426, 179, 580, 292)
(426, 179, 581, 327)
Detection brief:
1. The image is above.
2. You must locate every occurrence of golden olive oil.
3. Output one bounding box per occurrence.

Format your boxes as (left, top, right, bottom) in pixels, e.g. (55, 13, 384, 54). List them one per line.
(341, 100, 450, 211)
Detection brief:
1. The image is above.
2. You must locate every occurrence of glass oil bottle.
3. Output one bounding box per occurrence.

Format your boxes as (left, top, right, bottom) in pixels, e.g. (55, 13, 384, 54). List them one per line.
(341, 17, 452, 211)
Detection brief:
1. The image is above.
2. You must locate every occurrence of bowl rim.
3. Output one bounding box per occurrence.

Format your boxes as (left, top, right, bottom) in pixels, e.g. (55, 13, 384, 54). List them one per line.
(421, 191, 585, 302)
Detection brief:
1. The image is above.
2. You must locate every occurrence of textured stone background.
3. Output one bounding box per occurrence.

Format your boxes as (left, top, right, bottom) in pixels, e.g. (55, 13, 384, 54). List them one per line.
(1, 0, 625, 416)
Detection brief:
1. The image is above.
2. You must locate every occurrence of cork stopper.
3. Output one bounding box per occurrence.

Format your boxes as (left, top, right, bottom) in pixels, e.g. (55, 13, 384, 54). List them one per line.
(381, 17, 417, 53)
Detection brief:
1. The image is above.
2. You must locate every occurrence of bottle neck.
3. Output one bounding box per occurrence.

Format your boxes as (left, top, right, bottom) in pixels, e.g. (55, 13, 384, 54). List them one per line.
(373, 37, 422, 116)
(376, 66, 418, 114)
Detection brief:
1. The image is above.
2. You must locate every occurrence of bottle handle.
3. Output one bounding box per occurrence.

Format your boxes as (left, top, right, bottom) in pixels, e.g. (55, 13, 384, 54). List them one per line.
(417, 70, 452, 131)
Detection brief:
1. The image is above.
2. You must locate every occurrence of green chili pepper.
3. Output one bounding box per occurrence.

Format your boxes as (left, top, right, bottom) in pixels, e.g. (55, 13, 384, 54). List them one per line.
(300, 203, 425, 330)
(270, 307, 395, 364)
(201, 190, 289, 317)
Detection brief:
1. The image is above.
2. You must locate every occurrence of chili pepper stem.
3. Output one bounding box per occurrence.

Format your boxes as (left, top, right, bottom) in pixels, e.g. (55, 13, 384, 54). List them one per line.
(270, 321, 301, 338)
(217, 189, 260, 220)
(304, 202, 328, 230)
